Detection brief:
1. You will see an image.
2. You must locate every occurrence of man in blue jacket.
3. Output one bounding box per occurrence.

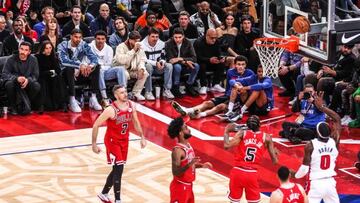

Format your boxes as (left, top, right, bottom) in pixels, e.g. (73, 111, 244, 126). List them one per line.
(225, 65, 274, 122)
(171, 55, 254, 119)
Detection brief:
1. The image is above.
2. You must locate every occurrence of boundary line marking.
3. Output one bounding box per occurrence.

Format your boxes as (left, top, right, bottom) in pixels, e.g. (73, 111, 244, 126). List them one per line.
(339, 167, 360, 180)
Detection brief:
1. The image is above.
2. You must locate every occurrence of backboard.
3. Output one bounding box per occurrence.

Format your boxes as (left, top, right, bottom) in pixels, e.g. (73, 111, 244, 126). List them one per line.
(262, 0, 338, 64)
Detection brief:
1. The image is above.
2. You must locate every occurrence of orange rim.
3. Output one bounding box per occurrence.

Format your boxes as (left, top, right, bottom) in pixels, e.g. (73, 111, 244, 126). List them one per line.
(254, 35, 299, 52)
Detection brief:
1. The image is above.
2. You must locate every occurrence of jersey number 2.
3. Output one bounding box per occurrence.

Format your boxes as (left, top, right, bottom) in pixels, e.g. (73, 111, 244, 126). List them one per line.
(245, 147, 257, 162)
(320, 155, 331, 170)
(121, 123, 128, 134)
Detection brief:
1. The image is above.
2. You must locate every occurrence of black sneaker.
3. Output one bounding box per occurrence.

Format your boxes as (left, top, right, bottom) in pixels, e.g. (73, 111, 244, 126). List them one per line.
(171, 101, 187, 116)
(288, 135, 302, 144)
(185, 84, 199, 97)
(171, 87, 183, 98)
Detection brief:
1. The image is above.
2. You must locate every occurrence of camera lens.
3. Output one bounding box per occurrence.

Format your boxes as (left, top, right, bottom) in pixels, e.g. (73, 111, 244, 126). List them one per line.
(303, 92, 311, 99)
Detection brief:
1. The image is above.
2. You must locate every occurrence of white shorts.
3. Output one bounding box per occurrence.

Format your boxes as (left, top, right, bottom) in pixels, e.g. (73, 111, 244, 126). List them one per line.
(308, 177, 339, 203)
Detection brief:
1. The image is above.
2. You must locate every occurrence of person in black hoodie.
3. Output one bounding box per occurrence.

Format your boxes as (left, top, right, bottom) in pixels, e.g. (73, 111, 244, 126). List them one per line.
(35, 40, 66, 112)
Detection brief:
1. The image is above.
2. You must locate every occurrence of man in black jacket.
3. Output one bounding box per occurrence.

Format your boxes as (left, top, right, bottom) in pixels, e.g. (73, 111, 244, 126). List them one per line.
(62, 5, 91, 38)
(165, 28, 199, 97)
(194, 28, 226, 95)
(3, 18, 33, 56)
(169, 11, 198, 39)
(2, 42, 40, 114)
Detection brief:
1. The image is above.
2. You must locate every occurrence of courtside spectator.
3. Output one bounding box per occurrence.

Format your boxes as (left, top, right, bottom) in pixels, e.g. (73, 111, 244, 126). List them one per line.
(90, 3, 115, 36)
(190, 1, 221, 37)
(0, 16, 10, 42)
(169, 11, 198, 39)
(62, 5, 91, 38)
(109, 16, 129, 49)
(138, 10, 164, 40)
(3, 18, 33, 56)
(33, 6, 55, 37)
(17, 15, 38, 42)
(39, 17, 62, 48)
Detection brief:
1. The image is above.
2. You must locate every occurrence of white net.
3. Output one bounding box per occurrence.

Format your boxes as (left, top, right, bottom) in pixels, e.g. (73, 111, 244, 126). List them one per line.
(254, 38, 286, 78)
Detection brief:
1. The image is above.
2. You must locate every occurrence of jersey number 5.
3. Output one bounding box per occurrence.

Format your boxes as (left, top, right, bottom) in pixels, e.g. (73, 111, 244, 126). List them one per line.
(121, 123, 128, 134)
(320, 154, 331, 170)
(245, 147, 257, 162)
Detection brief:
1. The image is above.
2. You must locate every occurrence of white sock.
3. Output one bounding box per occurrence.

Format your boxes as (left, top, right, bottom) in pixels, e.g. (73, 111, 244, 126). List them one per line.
(199, 112, 207, 118)
(186, 107, 195, 114)
(70, 96, 76, 102)
(91, 93, 97, 99)
(240, 105, 248, 114)
(228, 102, 234, 112)
(100, 90, 107, 99)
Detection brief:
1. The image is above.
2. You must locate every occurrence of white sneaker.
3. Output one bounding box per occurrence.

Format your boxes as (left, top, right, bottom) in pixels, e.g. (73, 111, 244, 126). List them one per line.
(341, 115, 354, 126)
(163, 89, 175, 99)
(179, 86, 186, 94)
(97, 193, 112, 203)
(211, 84, 225, 93)
(69, 99, 82, 113)
(145, 92, 155, 100)
(288, 97, 297, 105)
(134, 93, 145, 101)
(199, 86, 207, 95)
(89, 97, 102, 111)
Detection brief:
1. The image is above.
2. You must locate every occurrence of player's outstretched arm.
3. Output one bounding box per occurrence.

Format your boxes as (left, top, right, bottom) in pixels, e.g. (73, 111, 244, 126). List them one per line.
(295, 142, 313, 179)
(223, 123, 242, 150)
(171, 148, 199, 176)
(265, 134, 278, 165)
(91, 106, 115, 154)
(131, 102, 146, 148)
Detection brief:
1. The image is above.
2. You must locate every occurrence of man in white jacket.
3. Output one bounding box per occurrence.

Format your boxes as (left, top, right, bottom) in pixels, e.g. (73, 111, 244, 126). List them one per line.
(113, 31, 149, 101)
(89, 30, 127, 107)
(141, 28, 174, 100)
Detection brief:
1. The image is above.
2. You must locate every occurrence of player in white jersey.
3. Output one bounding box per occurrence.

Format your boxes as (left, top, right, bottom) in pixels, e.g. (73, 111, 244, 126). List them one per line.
(294, 92, 341, 203)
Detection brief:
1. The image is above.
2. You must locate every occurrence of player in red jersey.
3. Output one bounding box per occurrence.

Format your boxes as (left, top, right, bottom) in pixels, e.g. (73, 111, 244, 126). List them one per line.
(92, 85, 147, 203)
(270, 166, 308, 203)
(168, 117, 213, 203)
(223, 115, 278, 203)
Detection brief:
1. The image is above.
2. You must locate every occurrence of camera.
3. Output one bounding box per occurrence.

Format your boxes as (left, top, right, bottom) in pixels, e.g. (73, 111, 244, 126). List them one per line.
(303, 92, 311, 100)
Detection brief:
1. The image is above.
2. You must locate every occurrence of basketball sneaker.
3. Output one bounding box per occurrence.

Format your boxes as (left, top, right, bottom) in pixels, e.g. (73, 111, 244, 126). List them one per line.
(97, 193, 112, 203)
(171, 101, 187, 116)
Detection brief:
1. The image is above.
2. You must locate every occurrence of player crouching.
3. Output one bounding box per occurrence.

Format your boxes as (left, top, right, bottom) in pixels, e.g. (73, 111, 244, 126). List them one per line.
(224, 65, 274, 122)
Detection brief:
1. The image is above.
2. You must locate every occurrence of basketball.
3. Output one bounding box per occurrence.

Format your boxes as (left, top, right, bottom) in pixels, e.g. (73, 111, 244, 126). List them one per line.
(292, 16, 311, 34)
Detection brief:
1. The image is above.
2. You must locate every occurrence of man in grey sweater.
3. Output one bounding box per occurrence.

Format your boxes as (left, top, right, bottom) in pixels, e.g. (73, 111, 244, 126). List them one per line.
(2, 42, 40, 114)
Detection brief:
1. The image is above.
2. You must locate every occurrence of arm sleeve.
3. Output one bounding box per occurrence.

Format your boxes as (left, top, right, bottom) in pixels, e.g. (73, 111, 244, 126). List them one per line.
(194, 40, 210, 63)
(2, 57, 17, 81)
(249, 77, 272, 91)
(113, 45, 136, 66)
(28, 57, 39, 82)
(83, 43, 99, 66)
(57, 42, 82, 69)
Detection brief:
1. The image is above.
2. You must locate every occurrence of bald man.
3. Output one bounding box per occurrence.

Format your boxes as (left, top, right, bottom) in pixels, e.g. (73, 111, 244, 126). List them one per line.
(194, 28, 226, 95)
(190, 1, 221, 37)
(90, 3, 115, 36)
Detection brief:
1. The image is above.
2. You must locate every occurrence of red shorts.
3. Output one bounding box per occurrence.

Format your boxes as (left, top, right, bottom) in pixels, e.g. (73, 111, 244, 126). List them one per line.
(105, 138, 129, 165)
(170, 179, 194, 203)
(228, 167, 260, 203)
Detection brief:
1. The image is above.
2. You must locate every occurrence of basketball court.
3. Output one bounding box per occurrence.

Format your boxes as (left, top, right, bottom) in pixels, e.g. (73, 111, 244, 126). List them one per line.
(1, 0, 360, 202)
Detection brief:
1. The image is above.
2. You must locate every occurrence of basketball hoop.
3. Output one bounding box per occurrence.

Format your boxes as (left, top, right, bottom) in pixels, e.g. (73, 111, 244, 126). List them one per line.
(254, 36, 299, 78)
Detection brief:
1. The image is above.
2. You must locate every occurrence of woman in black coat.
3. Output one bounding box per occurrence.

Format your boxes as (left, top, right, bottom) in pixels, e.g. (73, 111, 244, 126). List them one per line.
(35, 40, 67, 112)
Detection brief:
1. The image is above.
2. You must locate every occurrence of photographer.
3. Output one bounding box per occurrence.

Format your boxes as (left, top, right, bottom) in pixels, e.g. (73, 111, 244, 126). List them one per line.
(279, 84, 326, 143)
(194, 28, 226, 95)
(141, 28, 174, 100)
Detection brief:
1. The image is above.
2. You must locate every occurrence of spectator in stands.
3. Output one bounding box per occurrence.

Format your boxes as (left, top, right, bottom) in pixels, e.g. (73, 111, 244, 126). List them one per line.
(171, 55, 255, 119)
(225, 65, 274, 122)
(115, 0, 138, 23)
(62, 5, 91, 38)
(134, 9, 171, 31)
(190, 1, 221, 37)
(141, 28, 174, 100)
(35, 40, 66, 113)
(39, 17, 62, 49)
(89, 30, 126, 107)
(194, 28, 226, 95)
(216, 13, 239, 67)
(165, 28, 199, 98)
(138, 10, 164, 40)
(109, 16, 128, 49)
(33, 6, 54, 38)
(3, 18, 33, 56)
(234, 15, 260, 72)
(278, 51, 302, 99)
(58, 28, 102, 113)
(17, 16, 38, 42)
(52, 0, 74, 26)
(306, 44, 356, 106)
(349, 86, 360, 128)
(279, 84, 325, 143)
(2, 42, 40, 115)
(90, 3, 115, 36)
(28, 10, 39, 28)
(169, 11, 199, 39)
(112, 31, 149, 101)
(308, 0, 321, 23)
(0, 16, 10, 42)
(5, 10, 13, 32)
